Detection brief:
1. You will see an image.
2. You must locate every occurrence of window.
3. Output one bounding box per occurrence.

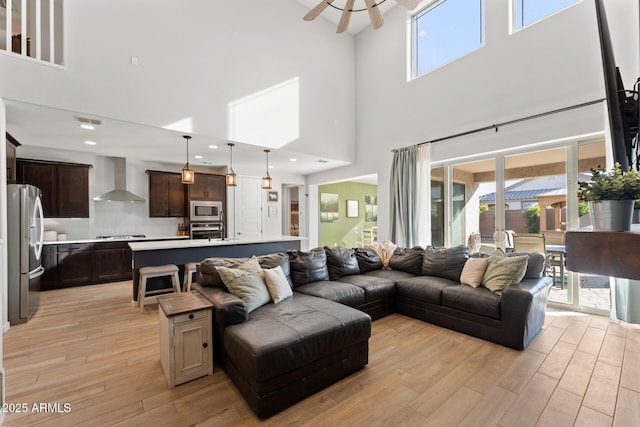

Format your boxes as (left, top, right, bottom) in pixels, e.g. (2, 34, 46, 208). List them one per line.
(514, 0, 580, 31)
(413, 0, 485, 78)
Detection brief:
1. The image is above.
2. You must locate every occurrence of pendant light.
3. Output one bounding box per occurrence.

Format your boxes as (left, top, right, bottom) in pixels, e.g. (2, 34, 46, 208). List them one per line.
(226, 143, 237, 187)
(181, 135, 195, 185)
(262, 149, 272, 190)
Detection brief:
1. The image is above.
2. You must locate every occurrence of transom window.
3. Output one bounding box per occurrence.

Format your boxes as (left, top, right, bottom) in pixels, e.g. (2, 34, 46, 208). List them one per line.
(514, 0, 581, 31)
(412, 0, 485, 78)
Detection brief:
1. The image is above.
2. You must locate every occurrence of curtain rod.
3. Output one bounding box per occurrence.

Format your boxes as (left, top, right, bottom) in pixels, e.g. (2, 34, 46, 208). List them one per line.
(417, 98, 605, 146)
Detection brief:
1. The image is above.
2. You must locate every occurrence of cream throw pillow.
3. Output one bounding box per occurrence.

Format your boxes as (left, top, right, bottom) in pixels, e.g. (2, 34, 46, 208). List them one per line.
(460, 257, 489, 288)
(216, 258, 270, 312)
(263, 266, 293, 304)
(482, 250, 528, 295)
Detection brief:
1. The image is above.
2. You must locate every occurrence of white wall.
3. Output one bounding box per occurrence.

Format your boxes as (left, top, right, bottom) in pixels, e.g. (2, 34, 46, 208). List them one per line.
(306, 0, 640, 244)
(0, 98, 7, 420)
(0, 0, 356, 165)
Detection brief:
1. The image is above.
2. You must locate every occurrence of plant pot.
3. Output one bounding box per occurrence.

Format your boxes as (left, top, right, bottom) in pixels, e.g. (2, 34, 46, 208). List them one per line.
(589, 200, 634, 231)
(633, 208, 640, 224)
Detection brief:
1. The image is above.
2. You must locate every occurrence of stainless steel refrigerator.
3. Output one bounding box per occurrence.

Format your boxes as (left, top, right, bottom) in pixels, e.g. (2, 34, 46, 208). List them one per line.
(7, 184, 45, 325)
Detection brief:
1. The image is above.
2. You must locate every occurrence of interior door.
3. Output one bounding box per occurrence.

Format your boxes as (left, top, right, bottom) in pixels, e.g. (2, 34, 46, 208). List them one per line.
(235, 177, 262, 240)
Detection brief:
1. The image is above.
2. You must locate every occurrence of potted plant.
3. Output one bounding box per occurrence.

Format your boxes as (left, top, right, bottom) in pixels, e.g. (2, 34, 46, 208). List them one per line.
(634, 200, 640, 224)
(578, 163, 640, 231)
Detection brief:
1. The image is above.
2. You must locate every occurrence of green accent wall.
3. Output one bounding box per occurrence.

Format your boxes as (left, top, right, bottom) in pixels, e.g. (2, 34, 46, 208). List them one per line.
(318, 182, 378, 248)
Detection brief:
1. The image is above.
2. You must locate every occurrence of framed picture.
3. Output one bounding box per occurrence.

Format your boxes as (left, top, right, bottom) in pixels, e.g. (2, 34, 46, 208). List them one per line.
(346, 200, 358, 218)
(320, 193, 339, 223)
(365, 195, 378, 222)
(268, 191, 278, 202)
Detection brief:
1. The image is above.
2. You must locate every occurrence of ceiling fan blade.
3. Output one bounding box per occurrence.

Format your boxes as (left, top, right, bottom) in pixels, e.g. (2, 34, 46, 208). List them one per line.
(337, 0, 355, 33)
(395, 0, 420, 10)
(303, 0, 335, 21)
(364, 0, 384, 29)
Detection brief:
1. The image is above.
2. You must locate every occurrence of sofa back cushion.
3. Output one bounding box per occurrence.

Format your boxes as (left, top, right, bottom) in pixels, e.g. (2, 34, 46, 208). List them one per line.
(198, 257, 250, 288)
(508, 251, 545, 278)
(256, 252, 292, 286)
(324, 246, 360, 280)
(389, 247, 424, 275)
(354, 247, 383, 273)
(422, 245, 469, 282)
(287, 248, 330, 286)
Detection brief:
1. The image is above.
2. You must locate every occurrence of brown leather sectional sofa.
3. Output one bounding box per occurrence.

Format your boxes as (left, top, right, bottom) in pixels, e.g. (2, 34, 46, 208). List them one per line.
(192, 245, 552, 418)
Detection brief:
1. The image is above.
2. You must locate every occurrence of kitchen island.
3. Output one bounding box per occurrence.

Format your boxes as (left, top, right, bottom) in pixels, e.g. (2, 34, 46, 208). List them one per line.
(128, 236, 305, 303)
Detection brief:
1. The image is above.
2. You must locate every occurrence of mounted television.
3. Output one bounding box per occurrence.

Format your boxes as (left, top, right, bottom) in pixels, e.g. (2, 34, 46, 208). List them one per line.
(594, 0, 639, 171)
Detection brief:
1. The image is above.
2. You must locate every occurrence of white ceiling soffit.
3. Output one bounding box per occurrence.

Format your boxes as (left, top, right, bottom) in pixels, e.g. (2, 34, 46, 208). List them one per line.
(5, 101, 349, 176)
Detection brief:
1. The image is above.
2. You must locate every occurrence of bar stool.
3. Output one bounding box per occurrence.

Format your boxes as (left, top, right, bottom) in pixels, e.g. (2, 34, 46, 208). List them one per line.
(138, 264, 181, 313)
(183, 262, 200, 292)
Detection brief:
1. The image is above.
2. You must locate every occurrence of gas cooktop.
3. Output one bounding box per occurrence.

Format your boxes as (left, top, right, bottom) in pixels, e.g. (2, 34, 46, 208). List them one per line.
(96, 234, 146, 240)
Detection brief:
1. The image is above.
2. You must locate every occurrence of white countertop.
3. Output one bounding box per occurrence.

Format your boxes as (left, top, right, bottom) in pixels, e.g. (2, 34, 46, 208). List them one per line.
(128, 236, 305, 251)
(43, 235, 190, 245)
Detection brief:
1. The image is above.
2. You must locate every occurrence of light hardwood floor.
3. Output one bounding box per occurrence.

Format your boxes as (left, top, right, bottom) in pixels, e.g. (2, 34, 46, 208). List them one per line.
(3, 281, 640, 426)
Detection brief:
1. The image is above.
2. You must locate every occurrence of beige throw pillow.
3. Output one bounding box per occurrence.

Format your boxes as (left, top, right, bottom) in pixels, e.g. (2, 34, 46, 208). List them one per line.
(263, 266, 293, 304)
(216, 258, 270, 312)
(460, 257, 489, 288)
(482, 250, 528, 295)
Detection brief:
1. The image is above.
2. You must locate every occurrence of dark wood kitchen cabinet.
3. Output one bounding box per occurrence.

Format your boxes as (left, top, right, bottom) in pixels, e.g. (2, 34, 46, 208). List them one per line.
(17, 159, 90, 218)
(6, 133, 19, 184)
(147, 171, 186, 217)
(94, 241, 133, 282)
(189, 173, 225, 200)
(41, 241, 136, 290)
(56, 243, 94, 286)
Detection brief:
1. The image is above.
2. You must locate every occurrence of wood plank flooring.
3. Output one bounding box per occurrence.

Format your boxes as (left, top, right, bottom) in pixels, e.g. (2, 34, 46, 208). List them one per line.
(3, 281, 640, 426)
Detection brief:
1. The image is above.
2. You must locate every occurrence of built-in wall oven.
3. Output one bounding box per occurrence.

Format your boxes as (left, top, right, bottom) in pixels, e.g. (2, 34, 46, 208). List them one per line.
(190, 222, 224, 240)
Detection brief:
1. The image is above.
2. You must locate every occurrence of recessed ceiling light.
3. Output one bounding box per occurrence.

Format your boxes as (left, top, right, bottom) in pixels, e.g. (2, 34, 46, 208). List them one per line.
(194, 155, 203, 159)
(269, 165, 275, 169)
(208, 145, 218, 149)
(84, 140, 97, 146)
(289, 158, 297, 162)
(80, 124, 95, 130)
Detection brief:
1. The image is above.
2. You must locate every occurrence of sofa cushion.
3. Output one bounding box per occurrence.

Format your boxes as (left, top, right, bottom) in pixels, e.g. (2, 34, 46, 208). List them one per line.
(422, 245, 469, 282)
(395, 275, 458, 305)
(263, 266, 293, 304)
(441, 285, 501, 319)
(363, 269, 415, 282)
(337, 274, 395, 303)
(198, 257, 250, 288)
(460, 257, 489, 288)
(354, 247, 383, 273)
(257, 253, 292, 286)
(508, 251, 546, 279)
(482, 250, 529, 295)
(324, 246, 360, 280)
(287, 248, 330, 286)
(293, 281, 365, 307)
(224, 293, 371, 384)
(389, 247, 424, 275)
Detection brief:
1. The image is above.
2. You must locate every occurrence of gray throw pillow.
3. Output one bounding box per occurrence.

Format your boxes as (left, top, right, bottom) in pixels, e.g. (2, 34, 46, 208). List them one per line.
(482, 250, 528, 295)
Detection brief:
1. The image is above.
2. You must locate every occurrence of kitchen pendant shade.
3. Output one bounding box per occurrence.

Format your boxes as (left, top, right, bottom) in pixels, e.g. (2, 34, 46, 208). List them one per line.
(182, 135, 195, 185)
(262, 149, 272, 190)
(226, 143, 237, 187)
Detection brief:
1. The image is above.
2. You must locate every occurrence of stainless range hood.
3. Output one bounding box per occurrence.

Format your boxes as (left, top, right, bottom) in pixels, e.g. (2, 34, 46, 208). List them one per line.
(94, 157, 145, 202)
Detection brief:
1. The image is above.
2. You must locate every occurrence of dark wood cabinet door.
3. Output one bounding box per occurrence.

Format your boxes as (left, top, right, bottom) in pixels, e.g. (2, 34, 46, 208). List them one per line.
(208, 174, 226, 201)
(6, 140, 17, 184)
(189, 174, 208, 199)
(167, 173, 186, 217)
(40, 245, 58, 291)
(148, 172, 170, 217)
(17, 161, 56, 217)
(95, 242, 132, 281)
(57, 244, 94, 286)
(57, 165, 90, 218)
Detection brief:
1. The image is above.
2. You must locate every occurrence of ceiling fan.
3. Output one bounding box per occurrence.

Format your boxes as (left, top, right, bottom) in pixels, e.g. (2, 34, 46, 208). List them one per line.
(303, 0, 421, 33)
